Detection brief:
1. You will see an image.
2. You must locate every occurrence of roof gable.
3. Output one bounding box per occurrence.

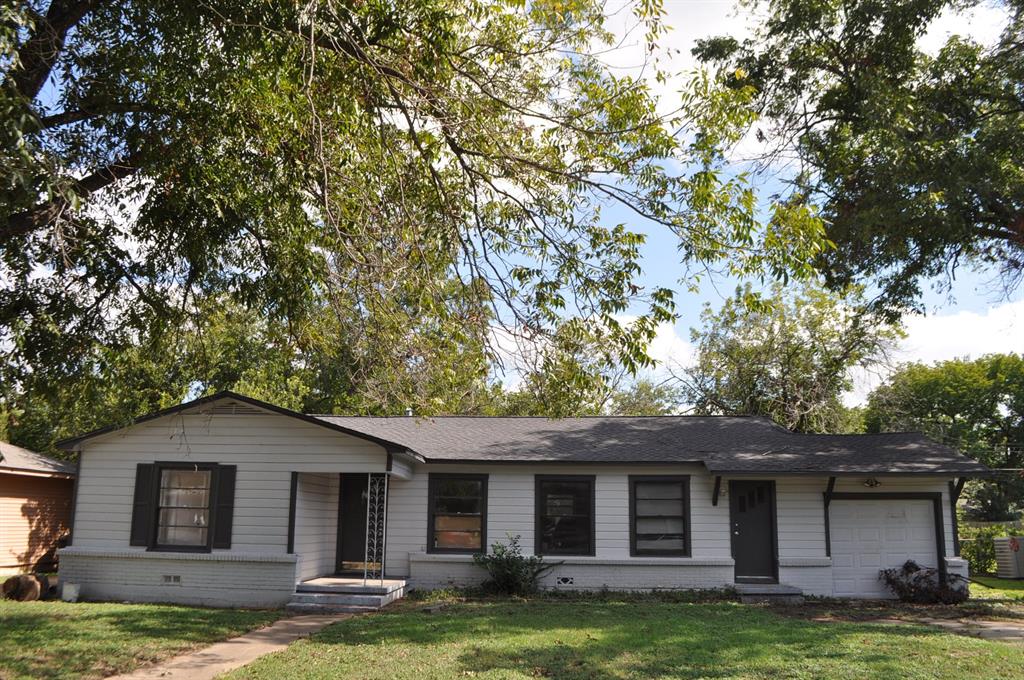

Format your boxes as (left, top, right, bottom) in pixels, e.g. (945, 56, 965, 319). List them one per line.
(56, 391, 410, 453)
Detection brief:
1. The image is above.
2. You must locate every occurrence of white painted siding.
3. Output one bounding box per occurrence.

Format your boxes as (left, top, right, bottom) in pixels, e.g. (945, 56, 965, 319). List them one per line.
(63, 407, 388, 605)
(64, 402, 965, 602)
(385, 463, 731, 579)
(72, 412, 387, 554)
(294, 473, 339, 582)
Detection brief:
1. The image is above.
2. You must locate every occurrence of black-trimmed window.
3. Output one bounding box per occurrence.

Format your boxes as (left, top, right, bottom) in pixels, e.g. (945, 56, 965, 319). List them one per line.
(536, 475, 595, 556)
(427, 474, 487, 553)
(157, 467, 212, 548)
(130, 462, 235, 552)
(629, 475, 690, 556)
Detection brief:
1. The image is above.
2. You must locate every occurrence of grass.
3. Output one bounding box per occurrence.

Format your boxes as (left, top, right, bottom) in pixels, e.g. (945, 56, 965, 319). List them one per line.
(224, 597, 1021, 680)
(971, 576, 1024, 600)
(0, 599, 280, 680)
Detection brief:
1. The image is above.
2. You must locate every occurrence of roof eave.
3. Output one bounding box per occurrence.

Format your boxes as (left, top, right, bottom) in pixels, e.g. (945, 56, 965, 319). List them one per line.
(57, 390, 412, 455)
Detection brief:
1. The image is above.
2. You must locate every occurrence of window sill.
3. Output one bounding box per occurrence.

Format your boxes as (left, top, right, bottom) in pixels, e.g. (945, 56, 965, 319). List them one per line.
(58, 547, 297, 564)
(409, 552, 734, 567)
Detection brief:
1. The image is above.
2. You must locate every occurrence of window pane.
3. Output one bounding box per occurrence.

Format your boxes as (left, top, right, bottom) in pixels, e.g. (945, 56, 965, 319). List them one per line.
(158, 524, 208, 546)
(632, 479, 687, 554)
(429, 476, 485, 551)
(157, 468, 212, 547)
(434, 496, 481, 514)
(635, 499, 683, 516)
(538, 480, 592, 554)
(159, 486, 210, 508)
(438, 479, 481, 498)
(635, 482, 682, 500)
(159, 507, 209, 528)
(435, 515, 481, 532)
(540, 515, 591, 554)
(434, 530, 482, 549)
(636, 517, 684, 534)
(636, 536, 684, 552)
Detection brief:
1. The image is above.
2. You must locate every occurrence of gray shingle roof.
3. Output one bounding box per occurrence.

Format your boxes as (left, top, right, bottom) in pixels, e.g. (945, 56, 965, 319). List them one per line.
(316, 415, 990, 476)
(0, 441, 76, 476)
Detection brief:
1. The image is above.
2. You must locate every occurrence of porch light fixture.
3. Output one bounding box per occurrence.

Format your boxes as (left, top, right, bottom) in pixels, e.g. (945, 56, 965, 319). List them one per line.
(863, 478, 881, 488)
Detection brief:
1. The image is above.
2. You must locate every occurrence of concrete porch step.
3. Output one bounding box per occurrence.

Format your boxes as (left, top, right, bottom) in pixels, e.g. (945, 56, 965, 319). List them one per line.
(288, 577, 407, 614)
(735, 583, 804, 605)
(290, 592, 388, 607)
(296, 578, 405, 597)
(285, 602, 380, 615)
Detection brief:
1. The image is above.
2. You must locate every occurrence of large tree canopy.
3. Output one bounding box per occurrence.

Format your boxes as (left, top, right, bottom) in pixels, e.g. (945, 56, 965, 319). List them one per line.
(695, 0, 1024, 314)
(678, 282, 901, 433)
(864, 354, 1024, 520)
(0, 0, 827, 413)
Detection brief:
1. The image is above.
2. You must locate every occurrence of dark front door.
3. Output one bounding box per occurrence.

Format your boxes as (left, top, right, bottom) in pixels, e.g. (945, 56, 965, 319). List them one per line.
(729, 480, 778, 582)
(336, 474, 368, 574)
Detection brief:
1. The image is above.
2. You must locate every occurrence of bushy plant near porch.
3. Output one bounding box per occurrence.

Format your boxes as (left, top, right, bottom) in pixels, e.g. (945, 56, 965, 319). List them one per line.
(471, 534, 556, 596)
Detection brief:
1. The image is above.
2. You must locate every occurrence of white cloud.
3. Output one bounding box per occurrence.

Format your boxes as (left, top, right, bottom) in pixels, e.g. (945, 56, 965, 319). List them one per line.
(919, 2, 1010, 54)
(846, 298, 1024, 405)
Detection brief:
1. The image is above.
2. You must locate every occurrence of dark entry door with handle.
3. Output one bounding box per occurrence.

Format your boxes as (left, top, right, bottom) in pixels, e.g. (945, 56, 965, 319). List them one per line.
(729, 480, 778, 582)
(336, 474, 369, 574)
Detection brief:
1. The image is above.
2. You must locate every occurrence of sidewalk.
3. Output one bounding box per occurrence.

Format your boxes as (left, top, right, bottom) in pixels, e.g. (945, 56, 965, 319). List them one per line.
(107, 613, 350, 680)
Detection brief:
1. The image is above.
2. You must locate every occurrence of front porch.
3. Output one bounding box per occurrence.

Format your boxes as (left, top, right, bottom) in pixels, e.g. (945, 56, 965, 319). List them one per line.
(287, 576, 407, 614)
(289, 470, 408, 612)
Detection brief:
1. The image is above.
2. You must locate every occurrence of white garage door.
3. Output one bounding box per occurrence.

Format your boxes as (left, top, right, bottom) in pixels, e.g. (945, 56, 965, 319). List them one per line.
(830, 500, 937, 598)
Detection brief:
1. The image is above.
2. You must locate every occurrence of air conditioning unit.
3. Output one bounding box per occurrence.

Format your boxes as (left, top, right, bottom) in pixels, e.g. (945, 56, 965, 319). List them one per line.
(994, 537, 1024, 578)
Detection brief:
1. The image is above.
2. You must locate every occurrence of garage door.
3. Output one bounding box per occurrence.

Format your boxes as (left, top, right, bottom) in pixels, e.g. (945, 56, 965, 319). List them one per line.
(830, 500, 937, 598)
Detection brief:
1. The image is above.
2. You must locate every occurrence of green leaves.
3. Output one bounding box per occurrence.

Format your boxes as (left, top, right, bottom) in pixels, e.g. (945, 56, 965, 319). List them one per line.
(679, 281, 901, 433)
(2, 0, 830, 428)
(696, 0, 1024, 315)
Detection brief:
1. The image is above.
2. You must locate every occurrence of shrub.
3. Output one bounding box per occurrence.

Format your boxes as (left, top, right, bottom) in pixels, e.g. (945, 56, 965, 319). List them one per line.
(879, 560, 969, 604)
(959, 523, 1014, 575)
(472, 534, 558, 595)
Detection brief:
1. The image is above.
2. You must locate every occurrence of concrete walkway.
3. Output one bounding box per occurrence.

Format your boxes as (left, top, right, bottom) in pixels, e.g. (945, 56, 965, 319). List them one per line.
(107, 613, 350, 680)
(854, 617, 1024, 643)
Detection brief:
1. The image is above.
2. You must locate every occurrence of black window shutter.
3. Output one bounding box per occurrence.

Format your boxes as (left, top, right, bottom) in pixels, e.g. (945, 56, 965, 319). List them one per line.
(129, 463, 157, 546)
(212, 465, 236, 549)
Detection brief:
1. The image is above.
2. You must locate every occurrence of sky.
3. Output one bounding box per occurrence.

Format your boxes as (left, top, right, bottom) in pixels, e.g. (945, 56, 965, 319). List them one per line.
(593, 0, 1023, 405)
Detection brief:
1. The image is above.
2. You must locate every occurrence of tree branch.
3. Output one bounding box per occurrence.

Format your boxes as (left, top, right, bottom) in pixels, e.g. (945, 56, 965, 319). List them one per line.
(39, 102, 157, 128)
(2, 154, 141, 242)
(10, 0, 105, 101)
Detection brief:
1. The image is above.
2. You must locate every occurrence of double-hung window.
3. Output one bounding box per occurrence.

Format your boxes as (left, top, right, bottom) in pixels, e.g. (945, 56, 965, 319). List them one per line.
(535, 475, 595, 556)
(427, 474, 488, 553)
(156, 466, 213, 549)
(629, 476, 690, 556)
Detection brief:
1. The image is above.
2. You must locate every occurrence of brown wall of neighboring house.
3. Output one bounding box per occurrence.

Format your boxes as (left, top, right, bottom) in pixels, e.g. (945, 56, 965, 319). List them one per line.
(0, 473, 74, 572)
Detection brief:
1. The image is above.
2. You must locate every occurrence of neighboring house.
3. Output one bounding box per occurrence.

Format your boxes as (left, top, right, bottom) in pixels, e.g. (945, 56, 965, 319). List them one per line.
(1, 441, 76, 575)
(57, 391, 988, 608)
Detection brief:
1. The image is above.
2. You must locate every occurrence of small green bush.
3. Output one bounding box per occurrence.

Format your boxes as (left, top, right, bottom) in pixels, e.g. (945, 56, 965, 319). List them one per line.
(472, 534, 558, 595)
(960, 524, 1014, 575)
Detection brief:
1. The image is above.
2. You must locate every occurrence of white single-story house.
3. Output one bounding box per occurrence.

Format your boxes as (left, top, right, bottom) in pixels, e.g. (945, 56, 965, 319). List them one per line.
(56, 391, 988, 609)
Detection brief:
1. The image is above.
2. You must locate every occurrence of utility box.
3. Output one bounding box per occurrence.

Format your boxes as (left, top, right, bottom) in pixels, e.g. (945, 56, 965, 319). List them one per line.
(994, 537, 1024, 578)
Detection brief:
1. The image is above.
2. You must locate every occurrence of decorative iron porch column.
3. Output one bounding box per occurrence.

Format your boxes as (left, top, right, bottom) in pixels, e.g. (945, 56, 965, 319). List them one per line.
(363, 472, 389, 585)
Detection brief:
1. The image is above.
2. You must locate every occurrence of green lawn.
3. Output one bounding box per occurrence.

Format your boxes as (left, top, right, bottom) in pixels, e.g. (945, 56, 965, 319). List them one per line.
(224, 600, 1020, 680)
(971, 576, 1024, 600)
(0, 600, 280, 680)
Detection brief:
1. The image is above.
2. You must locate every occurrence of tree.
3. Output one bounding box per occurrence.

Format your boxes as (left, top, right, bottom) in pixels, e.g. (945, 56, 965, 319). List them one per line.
(678, 282, 901, 432)
(864, 354, 1024, 520)
(607, 378, 682, 416)
(695, 0, 1024, 315)
(2, 292, 505, 455)
(1, 0, 828, 409)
